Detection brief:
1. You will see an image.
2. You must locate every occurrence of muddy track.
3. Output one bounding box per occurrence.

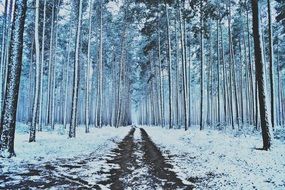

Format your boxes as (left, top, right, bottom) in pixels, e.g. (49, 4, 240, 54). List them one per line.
(97, 128, 136, 189)
(1, 127, 195, 189)
(140, 128, 194, 190)
(99, 127, 195, 189)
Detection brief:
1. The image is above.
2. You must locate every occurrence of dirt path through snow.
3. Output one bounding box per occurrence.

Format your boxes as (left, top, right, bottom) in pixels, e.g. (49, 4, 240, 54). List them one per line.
(1, 127, 195, 189)
(98, 127, 194, 189)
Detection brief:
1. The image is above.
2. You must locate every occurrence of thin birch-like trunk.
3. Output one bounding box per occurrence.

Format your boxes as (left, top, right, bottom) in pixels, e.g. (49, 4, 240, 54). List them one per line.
(69, 0, 83, 138)
(38, 0, 47, 131)
(29, 0, 40, 142)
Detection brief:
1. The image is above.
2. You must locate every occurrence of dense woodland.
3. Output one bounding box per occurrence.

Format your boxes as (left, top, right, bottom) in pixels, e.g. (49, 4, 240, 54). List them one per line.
(0, 0, 284, 157)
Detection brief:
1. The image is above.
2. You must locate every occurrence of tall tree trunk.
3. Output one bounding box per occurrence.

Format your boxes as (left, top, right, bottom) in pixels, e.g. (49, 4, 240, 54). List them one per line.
(267, 0, 274, 130)
(216, 19, 221, 126)
(69, 0, 83, 138)
(228, 0, 238, 129)
(178, 1, 189, 130)
(2, 0, 15, 113)
(231, 46, 240, 127)
(251, 0, 272, 150)
(0, 0, 28, 157)
(111, 47, 116, 126)
(28, 45, 34, 124)
(188, 31, 192, 127)
(85, 0, 93, 133)
(46, 1, 55, 126)
(207, 48, 211, 125)
(63, 28, 72, 129)
(206, 30, 212, 125)
(51, 3, 60, 130)
(175, 18, 179, 127)
(276, 38, 282, 126)
(165, 2, 173, 129)
(239, 38, 244, 124)
(98, 2, 103, 128)
(200, 0, 204, 130)
(29, 0, 40, 142)
(241, 7, 250, 124)
(0, 0, 8, 121)
(158, 30, 165, 128)
(38, 0, 47, 131)
(220, 22, 227, 124)
(246, 1, 255, 125)
(116, 25, 127, 128)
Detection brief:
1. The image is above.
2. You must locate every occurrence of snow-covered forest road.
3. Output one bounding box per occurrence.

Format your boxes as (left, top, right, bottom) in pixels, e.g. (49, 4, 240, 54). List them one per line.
(1, 0, 285, 189)
(0, 127, 195, 189)
(98, 128, 194, 189)
(1, 125, 285, 189)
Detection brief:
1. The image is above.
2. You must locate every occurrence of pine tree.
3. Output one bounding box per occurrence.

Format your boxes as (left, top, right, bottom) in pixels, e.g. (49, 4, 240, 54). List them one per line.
(69, 0, 83, 138)
(267, 0, 275, 130)
(0, 0, 28, 157)
(29, 0, 41, 142)
(252, 0, 272, 150)
(200, 0, 204, 130)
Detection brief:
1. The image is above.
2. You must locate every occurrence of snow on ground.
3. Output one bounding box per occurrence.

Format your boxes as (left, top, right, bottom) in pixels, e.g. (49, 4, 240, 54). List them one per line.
(2, 123, 285, 189)
(0, 123, 131, 181)
(143, 125, 285, 190)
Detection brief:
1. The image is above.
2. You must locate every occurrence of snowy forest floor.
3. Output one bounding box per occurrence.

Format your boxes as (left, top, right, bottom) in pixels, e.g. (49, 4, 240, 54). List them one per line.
(0, 124, 285, 189)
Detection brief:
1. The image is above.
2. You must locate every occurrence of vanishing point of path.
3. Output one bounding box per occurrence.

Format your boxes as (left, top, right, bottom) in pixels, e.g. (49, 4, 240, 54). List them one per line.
(0, 127, 196, 189)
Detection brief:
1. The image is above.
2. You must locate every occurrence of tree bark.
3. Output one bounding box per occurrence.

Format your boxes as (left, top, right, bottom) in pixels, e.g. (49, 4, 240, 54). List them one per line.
(216, 19, 221, 126)
(46, 1, 55, 126)
(178, 0, 189, 130)
(251, 0, 272, 150)
(69, 0, 83, 138)
(29, 0, 40, 142)
(85, 0, 93, 133)
(267, 0, 274, 130)
(63, 28, 72, 129)
(158, 30, 165, 128)
(165, 2, 173, 129)
(246, 1, 255, 125)
(0, 0, 8, 121)
(200, 0, 204, 130)
(0, 0, 28, 157)
(38, 0, 47, 131)
(220, 22, 227, 124)
(98, 1, 103, 128)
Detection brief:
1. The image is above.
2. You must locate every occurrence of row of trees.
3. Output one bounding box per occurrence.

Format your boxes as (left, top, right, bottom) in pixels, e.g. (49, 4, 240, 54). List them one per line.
(136, 0, 285, 150)
(0, 0, 142, 157)
(0, 0, 284, 157)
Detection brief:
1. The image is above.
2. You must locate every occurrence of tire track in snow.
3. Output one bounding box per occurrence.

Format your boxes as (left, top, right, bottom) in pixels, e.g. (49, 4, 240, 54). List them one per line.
(1, 127, 196, 189)
(97, 127, 137, 189)
(99, 127, 195, 189)
(140, 128, 195, 190)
